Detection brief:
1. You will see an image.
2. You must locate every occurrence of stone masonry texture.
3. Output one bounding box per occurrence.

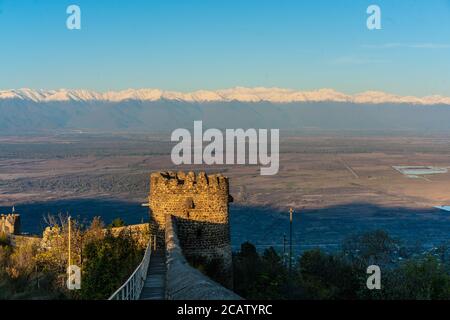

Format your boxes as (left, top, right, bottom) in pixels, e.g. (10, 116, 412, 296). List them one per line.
(0, 214, 20, 236)
(165, 214, 241, 300)
(149, 171, 234, 287)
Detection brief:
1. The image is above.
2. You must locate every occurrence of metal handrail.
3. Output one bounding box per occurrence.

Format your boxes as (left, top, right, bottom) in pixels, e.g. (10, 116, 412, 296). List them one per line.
(108, 236, 154, 300)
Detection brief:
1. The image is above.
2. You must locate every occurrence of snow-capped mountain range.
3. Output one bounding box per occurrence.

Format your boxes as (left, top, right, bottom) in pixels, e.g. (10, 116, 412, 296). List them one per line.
(2, 87, 450, 134)
(1, 87, 450, 105)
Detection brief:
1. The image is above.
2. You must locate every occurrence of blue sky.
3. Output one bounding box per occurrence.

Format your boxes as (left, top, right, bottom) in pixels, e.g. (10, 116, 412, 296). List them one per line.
(0, 0, 449, 96)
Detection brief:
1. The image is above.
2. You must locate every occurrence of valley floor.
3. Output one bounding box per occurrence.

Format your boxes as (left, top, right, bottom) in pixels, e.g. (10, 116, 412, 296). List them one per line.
(2, 132, 450, 253)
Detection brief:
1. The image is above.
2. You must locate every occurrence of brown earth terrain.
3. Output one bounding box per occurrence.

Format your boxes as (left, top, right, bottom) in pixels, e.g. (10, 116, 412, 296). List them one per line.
(1, 133, 449, 211)
(1, 132, 450, 250)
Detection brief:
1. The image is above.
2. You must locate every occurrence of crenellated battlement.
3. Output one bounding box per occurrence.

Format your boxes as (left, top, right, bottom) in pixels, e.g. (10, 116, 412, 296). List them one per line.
(148, 171, 233, 288)
(0, 213, 21, 236)
(150, 171, 229, 195)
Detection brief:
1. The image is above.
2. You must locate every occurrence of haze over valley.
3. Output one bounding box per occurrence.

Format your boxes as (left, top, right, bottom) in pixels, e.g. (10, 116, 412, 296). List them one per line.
(2, 88, 450, 134)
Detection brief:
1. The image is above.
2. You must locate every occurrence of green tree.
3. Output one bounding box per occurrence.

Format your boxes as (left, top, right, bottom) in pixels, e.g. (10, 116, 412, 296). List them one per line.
(233, 243, 290, 299)
(383, 256, 450, 300)
(342, 230, 400, 267)
(258, 247, 289, 299)
(297, 249, 360, 300)
(109, 218, 126, 228)
(233, 242, 261, 298)
(80, 230, 142, 299)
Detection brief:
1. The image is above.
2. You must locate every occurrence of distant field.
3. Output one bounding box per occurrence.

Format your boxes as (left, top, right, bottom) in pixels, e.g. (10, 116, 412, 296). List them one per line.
(1, 132, 450, 252)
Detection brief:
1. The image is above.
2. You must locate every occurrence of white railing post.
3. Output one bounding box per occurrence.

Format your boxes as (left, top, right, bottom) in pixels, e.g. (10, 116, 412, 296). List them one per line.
(108, 239, 153, 300)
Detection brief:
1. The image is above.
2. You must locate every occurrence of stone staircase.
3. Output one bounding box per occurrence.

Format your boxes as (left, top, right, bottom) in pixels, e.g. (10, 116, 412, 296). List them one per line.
(139, 249, 166, 300)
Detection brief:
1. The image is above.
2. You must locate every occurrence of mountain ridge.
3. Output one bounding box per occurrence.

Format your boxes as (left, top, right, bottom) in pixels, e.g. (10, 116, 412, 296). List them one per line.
(2, 87, 450, 105)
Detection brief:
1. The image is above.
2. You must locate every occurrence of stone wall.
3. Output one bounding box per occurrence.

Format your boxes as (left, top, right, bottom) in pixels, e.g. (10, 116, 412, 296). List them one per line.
(39, 223, 151, 249)
(9, 223, 150, 251)
(108, 223, 150, 249)
(149, 171, 233, 287)
(165, 214, 241, 300)
(9, 234, 41, 247)
(0, 214, 20, 236)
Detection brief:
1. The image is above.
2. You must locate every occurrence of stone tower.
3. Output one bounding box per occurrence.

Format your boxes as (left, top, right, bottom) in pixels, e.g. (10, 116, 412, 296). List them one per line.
(149, 171, 233, 285)
(0, 214, 21, 236)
